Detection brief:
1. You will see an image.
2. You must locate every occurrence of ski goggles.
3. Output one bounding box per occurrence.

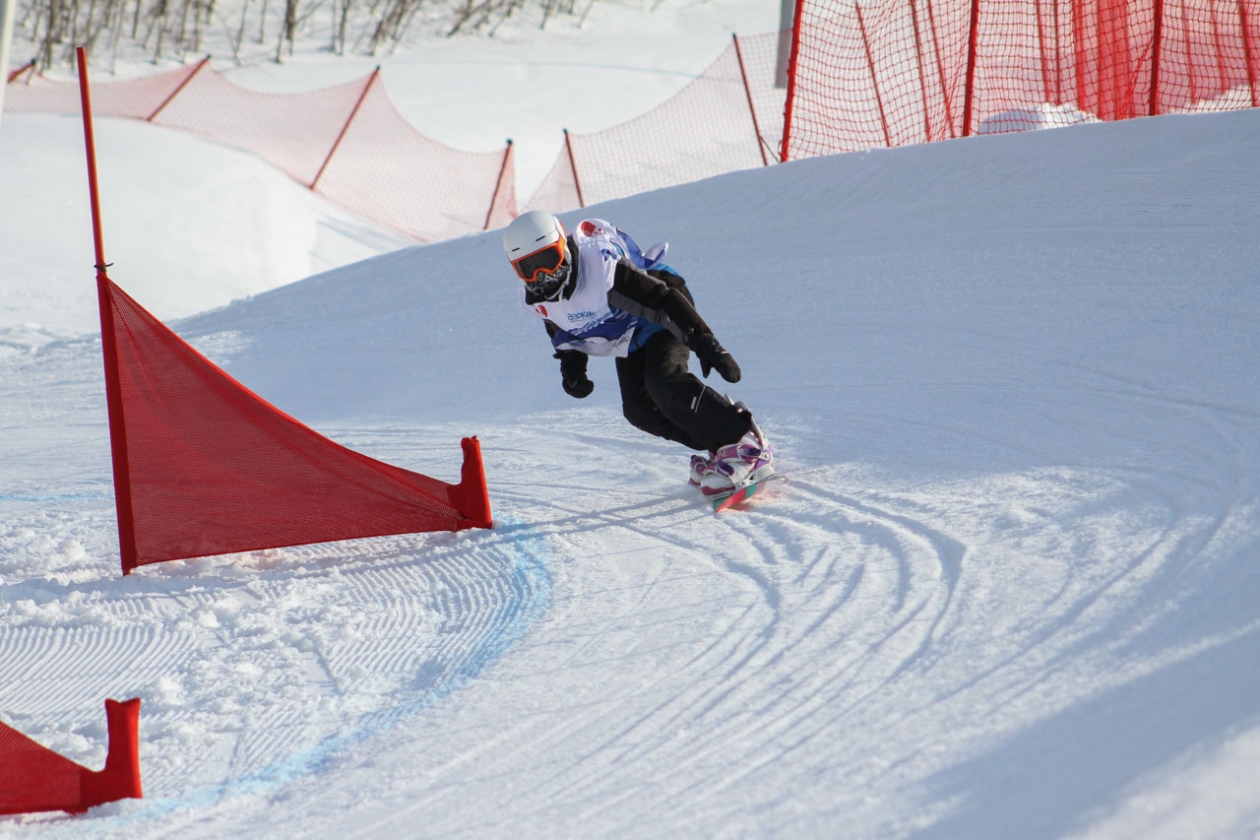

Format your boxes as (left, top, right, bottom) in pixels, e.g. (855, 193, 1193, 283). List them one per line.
(511, 240, 567, 283)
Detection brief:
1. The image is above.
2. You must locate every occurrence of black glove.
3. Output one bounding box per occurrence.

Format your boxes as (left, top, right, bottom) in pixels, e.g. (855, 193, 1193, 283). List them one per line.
(557, 350, 594, 399)
(562, 371, 594, 399)
(691, 332, 741, 383)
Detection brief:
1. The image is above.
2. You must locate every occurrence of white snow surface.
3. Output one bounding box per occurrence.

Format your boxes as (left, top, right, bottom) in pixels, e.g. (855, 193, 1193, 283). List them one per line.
(4, 14, 1260, 838)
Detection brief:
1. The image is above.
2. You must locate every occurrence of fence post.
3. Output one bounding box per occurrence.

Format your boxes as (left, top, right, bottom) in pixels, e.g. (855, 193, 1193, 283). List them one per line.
(564, 128, 586, 208)
(1241, 0, 1259, 108)
(924, 0, 956, 138)
(961, 0, 981, 136)
(1034, 0, 1050, 102)
(857, 3, 893, 147)
(1050, 0, 1065, 104)
(1149, 0, 1165, 115)
(7, 58, 35, 83)
(778, 0, 807, 162)
(733, 34, 771, 166)
(908, 0, 934, 142)
(484, 139, 513, 230)
(311, 67, 379, 192)
(1179, 1, 1197, 103)
(1210, 3, 1229, 94)
(147, 55, 209, 122)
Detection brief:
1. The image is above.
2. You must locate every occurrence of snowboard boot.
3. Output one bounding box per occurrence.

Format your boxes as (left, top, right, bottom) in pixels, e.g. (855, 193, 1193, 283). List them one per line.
(699, 409, 775, 496)
(689, 451, 717, 486)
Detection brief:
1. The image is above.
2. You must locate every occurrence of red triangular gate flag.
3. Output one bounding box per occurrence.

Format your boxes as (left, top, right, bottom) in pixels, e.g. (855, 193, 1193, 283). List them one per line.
(0, 698, 143, 815)
(96, 274, 492, 574)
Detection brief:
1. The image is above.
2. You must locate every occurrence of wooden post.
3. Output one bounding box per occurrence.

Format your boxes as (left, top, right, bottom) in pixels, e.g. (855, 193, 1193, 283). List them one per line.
(311, 67, 379, 191)
(484, 140, 513, 230)
(147, 55, 209, 122)
(733, 34, 771, 166)
(6, 58, 35, 83)
(564, 129, 586, 208)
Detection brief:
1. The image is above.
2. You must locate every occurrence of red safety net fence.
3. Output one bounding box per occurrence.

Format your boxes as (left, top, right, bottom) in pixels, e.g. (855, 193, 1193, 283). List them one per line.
(780, 0, 1260, 161)
(526, 32, 787, 212)
(97, 273, 493, 573)
(0, 698, 142, 816)
(5, 60, 516, 241)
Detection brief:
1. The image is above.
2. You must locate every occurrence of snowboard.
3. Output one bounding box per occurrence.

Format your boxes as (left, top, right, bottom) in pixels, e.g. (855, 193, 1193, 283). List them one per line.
(710, 474, 782, 513)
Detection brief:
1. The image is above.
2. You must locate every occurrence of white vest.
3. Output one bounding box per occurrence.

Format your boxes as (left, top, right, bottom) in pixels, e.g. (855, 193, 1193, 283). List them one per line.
(520, 218, 665, 358)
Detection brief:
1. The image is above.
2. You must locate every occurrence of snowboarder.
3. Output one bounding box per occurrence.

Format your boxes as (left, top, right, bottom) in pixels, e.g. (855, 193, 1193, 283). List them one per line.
(503, 210, 774, 497)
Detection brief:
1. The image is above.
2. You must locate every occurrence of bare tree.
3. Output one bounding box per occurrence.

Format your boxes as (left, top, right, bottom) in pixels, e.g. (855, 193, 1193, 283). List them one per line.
(15, 0, 605, 71)
(274, 0, 295, 60)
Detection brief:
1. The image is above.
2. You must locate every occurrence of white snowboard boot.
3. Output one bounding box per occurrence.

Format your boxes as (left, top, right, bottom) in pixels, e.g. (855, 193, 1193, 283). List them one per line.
(699, 411, 774, 497)
(689, 452, 717, 487)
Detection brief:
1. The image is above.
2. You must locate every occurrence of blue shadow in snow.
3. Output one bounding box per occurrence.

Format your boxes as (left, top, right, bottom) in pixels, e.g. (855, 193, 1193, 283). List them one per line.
(912, 624, 1260, 839)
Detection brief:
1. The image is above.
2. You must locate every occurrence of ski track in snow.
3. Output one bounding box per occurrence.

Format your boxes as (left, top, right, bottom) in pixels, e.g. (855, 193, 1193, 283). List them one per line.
(4, 367, 1259, 837)
(0, 343, 552, 833)
(271, 405, 1258, 838)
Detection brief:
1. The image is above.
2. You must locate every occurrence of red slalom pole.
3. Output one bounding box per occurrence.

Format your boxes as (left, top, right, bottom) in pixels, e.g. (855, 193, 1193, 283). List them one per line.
(77, 47, 108, 277)
(77, 46, 139, 575)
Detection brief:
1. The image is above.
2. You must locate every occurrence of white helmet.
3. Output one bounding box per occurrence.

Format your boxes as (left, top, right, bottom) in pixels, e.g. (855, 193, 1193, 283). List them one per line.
(504, 210, 572, 299)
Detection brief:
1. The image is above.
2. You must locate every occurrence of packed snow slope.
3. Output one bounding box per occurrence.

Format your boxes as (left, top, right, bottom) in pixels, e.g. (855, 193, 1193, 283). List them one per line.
(0, 113, 414, 352)
(3, 106, 1260, 839)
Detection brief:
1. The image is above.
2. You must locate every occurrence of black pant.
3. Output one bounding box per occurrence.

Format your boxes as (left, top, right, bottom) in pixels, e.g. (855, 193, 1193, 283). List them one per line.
(616, 330, 751, 452)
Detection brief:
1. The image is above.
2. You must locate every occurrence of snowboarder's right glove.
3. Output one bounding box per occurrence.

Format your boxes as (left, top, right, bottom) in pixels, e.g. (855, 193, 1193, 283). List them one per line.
(557, 350, 594, 399)
(691, 332, 741, 384)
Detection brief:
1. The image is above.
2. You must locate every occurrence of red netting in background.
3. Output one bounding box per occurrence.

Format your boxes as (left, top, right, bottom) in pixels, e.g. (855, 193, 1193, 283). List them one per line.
(782, 0, 1260, 161)
(97, 273, 492, 572)
(0, 699, 142, 816)
(11, 5, 1253, 233)
(5, 63, 515, 242)
(312, 77, 517, 242)
(4, 61, 199, 118)
(150, 62, 372, 185)
(525, 32, 787, 212)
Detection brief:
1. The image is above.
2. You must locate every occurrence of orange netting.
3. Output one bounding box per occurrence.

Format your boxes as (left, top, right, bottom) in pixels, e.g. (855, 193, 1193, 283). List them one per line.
(12, 5, 1252, 234)
(525, 32, 787, 211)
(5, 62, 515, 242)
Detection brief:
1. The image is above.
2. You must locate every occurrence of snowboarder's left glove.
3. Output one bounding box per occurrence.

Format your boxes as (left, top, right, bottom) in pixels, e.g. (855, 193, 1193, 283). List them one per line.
(691, 332, 741, 383)
(562, 371, 594, 399)
(557, 350, 594, 399)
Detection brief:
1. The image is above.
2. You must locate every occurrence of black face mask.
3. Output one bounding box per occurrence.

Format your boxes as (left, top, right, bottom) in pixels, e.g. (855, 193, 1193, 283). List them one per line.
(530, 257, 572, 300)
